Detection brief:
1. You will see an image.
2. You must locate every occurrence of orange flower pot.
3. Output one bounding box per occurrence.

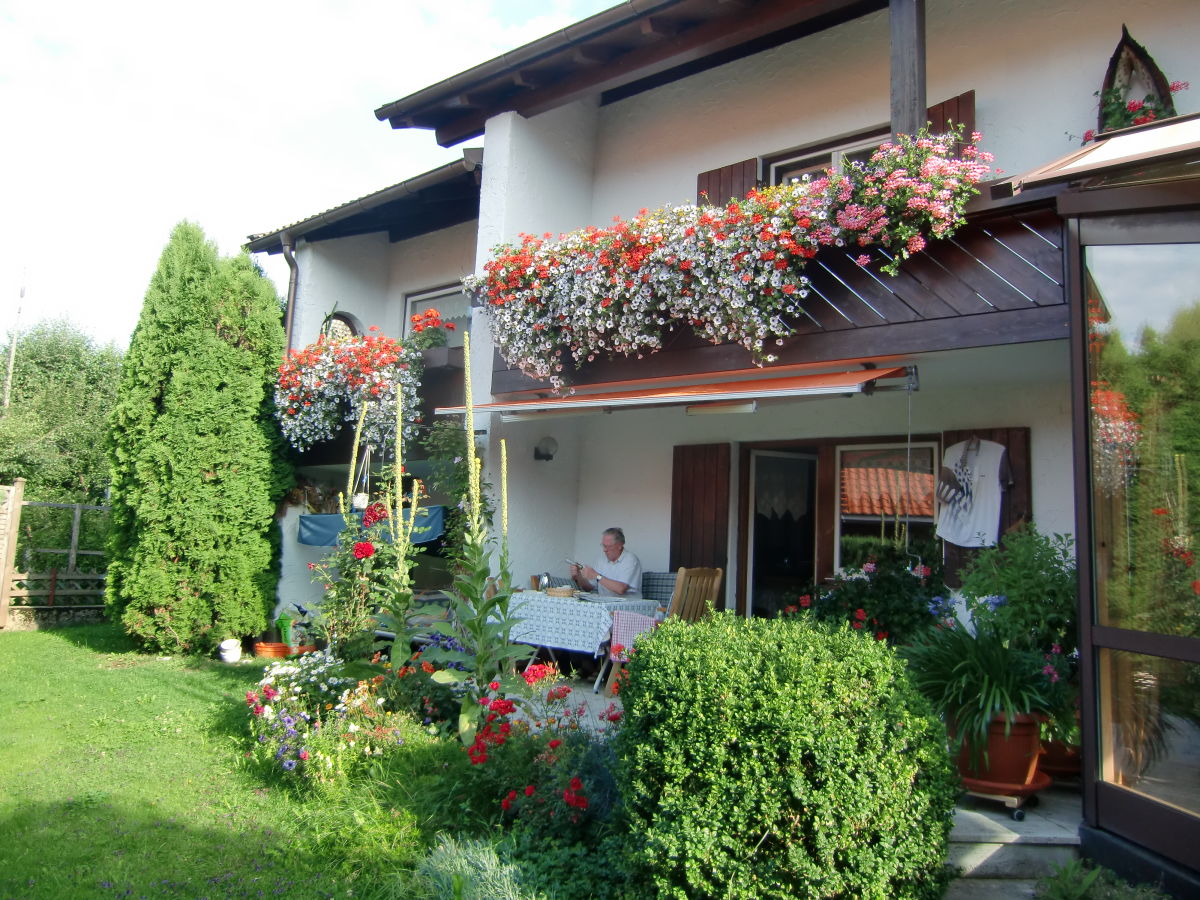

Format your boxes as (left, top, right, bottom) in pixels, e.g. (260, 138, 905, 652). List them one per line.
(253, 642, 317, 659)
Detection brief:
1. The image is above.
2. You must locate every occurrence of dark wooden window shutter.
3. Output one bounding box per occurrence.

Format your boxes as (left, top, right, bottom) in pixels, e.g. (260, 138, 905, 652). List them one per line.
(927, 89, 976, 153)
(670, 443, 730, 570)
(696, 158, 759, 206)
(940, 425, 1031, 587)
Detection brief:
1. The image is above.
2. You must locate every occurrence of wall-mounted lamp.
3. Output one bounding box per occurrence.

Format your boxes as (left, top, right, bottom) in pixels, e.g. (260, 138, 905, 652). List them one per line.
(533, 436, 558, 461)
(685, 400, 758, 415)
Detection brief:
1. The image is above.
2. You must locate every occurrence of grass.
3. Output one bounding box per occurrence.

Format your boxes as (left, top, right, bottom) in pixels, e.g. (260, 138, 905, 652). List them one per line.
(0, 623, 437, 899)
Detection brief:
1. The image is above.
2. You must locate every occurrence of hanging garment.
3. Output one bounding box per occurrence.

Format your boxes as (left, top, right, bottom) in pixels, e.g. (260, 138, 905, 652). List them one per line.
(935, 439, 1010, 547)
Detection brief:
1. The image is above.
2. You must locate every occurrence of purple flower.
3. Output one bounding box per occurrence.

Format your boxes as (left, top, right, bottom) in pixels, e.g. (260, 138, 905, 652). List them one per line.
(282, 759, 297, 771)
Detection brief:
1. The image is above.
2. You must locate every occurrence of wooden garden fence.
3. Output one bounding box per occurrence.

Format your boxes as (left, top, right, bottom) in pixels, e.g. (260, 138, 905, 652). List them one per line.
(0, 478, 109, 630)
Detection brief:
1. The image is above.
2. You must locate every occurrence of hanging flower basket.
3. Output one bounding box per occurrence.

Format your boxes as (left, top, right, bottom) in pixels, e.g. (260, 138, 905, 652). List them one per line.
(464, 126, 993, 390)
(273, 328, 423, 453)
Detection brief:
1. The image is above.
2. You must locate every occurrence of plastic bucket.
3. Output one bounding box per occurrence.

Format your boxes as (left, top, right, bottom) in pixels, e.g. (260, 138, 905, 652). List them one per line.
(219, 638, 242, 663)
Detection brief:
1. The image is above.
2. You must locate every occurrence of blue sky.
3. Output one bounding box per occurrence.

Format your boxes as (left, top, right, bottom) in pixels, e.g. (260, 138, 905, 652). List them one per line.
(0, 0, 619, 348)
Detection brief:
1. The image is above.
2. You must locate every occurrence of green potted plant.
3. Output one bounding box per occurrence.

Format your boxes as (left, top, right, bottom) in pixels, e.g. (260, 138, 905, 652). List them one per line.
(958, 523, 1081, 773)
(901, 620, 1053, 791)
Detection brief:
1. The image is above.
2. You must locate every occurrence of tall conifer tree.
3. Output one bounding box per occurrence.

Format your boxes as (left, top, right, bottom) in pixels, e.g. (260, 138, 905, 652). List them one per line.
(106, 222, 291, 651)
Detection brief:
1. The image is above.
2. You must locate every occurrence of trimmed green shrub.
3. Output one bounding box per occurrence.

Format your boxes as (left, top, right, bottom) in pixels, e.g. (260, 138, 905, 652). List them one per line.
(614, 613, 959, 899)
(106, 222, 292, 652)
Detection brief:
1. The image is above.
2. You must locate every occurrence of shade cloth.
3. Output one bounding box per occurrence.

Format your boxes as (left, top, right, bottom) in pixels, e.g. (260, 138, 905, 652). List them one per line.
(297, 506, 445, 546)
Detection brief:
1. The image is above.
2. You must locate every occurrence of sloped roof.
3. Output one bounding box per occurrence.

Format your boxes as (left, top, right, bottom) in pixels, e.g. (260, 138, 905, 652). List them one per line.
(374, 0, 885, 148)
(245, 149, 482, 254)
(841, 467, 934, 518)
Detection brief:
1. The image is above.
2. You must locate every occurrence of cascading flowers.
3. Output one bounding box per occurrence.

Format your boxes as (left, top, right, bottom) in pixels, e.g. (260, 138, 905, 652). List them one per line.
(274, 326, 422, 452)
(463, 126, 992, 390)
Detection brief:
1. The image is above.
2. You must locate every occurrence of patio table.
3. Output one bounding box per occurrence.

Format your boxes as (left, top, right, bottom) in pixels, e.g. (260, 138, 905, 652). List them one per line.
(506, 590, 657, 656)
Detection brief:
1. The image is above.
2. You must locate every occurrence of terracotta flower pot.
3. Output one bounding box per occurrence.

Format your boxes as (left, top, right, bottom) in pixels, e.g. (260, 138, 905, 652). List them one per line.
(253, 641, 317, 659)
(1039, 739, 1082, 778)
(956, 713, 1046, 787)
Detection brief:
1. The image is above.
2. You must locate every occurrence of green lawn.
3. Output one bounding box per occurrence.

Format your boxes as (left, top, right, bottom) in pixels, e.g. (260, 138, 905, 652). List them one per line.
(0, 624, 368, 899)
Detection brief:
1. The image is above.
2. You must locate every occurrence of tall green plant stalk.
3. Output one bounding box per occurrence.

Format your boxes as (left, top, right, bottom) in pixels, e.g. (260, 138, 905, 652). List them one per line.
(420, 333, 532, 745)
(372, 387, 422, 638)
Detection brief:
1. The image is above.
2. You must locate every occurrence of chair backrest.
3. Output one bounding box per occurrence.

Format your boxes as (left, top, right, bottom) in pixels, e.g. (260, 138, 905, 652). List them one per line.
(667, 566, 723, 622)
(640, 571, 678, 606)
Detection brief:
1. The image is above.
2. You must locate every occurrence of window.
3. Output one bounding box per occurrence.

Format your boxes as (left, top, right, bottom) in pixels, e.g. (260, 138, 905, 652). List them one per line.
(835, 442, 938, 570)
(323, 313, 357, 340)
(405, 285, 469, 348)
(766, 132, 886, 186)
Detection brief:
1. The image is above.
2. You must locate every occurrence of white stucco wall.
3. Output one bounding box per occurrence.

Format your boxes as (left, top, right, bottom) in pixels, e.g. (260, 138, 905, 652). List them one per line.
(494, 341, 1072, 607)
(291, 232, 391, 346)
(586, 0, 1198, 220)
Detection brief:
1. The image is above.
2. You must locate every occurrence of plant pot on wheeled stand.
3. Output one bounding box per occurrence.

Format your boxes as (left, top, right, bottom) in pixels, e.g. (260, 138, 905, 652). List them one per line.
(956, 712, 1051, 821)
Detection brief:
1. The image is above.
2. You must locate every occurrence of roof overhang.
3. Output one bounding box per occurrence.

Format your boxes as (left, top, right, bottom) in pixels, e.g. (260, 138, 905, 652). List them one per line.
(374, 0, 886, 148)
(436, 364, 915, 420)
(996, 114, 1200, 197)
(245, 149, 482, 255)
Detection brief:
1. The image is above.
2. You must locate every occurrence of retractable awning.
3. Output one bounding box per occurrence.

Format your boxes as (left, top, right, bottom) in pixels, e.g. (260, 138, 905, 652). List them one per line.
(435, 365, 915, 418)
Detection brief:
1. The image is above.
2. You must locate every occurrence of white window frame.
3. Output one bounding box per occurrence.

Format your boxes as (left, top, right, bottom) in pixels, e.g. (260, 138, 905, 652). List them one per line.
(404, 284, 469, 347)
(768, 133, 886, 185)
(833, 440, 939, 571)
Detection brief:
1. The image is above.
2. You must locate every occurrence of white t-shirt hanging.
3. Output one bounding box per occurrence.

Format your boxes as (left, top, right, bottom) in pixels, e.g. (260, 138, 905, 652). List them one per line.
(935, 439, 1010, 547)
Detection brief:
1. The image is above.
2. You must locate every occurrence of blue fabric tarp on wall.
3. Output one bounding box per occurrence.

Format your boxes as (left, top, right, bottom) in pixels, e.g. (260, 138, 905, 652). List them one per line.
(297, 506, 445, 546)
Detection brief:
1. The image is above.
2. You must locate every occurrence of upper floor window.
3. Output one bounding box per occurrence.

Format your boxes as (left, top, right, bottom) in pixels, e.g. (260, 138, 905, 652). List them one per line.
(323, 313, 357, 341)
(405, 285, 469, 348)
(765, 131, 885, 185)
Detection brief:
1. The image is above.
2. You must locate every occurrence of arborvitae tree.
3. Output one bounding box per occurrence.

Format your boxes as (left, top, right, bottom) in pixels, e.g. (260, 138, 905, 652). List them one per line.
(106, 222, 292, 652)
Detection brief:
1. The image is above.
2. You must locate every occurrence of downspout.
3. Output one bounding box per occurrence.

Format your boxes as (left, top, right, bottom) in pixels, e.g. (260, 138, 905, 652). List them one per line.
(280, 232, 299, 353)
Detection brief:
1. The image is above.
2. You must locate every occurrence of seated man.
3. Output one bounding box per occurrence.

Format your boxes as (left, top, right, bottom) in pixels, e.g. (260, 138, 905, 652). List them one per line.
(570, 527, 642, 598)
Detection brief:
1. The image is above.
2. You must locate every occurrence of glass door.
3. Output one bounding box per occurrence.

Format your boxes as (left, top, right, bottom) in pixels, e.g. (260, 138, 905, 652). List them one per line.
(746, 450, 817, 618)
(1082, 231, 1200, 865)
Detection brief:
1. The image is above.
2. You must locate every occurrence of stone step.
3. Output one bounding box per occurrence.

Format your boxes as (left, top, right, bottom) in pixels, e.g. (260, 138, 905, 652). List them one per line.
(949, 784, 1081, 880)
(944, 877, 1040, 899)
(949, 840, 1077, 879)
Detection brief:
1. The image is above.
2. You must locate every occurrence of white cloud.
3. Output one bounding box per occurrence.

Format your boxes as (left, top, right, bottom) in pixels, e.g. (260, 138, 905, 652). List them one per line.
(0, 0, 618, 347)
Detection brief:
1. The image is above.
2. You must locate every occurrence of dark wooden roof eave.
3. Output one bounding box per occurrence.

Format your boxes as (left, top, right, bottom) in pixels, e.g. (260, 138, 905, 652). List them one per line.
(374, 0, 887, 148)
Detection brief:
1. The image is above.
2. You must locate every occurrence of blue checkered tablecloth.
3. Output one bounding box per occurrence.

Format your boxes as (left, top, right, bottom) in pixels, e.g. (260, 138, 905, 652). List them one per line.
(506, 591, 658, 655)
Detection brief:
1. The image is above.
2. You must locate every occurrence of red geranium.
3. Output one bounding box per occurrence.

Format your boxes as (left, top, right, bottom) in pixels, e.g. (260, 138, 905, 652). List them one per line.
(353, 541, 375, 560)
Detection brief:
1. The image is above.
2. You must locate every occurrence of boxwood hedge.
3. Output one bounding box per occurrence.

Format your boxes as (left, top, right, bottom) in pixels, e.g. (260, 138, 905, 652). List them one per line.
(613, 613, 958, 899)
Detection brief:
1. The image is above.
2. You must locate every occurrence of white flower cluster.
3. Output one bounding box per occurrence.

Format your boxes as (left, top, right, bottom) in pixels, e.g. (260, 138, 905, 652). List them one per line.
(259, 648, 354, 704)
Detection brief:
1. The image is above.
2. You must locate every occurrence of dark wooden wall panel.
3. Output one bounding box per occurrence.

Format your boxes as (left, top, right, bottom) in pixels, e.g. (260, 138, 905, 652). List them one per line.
(697, 158, 759, 205)
(671, 443, 730, 570)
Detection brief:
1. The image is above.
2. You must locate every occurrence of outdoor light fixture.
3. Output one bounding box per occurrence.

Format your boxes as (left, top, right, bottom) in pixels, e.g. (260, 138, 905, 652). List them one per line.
(533, 436, 558, 461)
(685, 400, 758, 415)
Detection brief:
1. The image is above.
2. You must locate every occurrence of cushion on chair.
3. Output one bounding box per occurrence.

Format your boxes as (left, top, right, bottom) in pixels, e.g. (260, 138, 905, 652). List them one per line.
(640, 571, 678, 606)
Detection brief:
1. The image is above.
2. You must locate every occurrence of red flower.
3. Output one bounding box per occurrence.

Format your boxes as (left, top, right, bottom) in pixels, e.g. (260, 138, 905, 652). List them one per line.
(798, 595, 812, 608)
(525, 784, 536, 796)
(548, 739, 562, 749)
(854, 608, 867, 621)
(1192, 580, 1200, 596)
(852, 621, 863, 630)
(488, 680, 500, 691)
(353, 541, 375, 559)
